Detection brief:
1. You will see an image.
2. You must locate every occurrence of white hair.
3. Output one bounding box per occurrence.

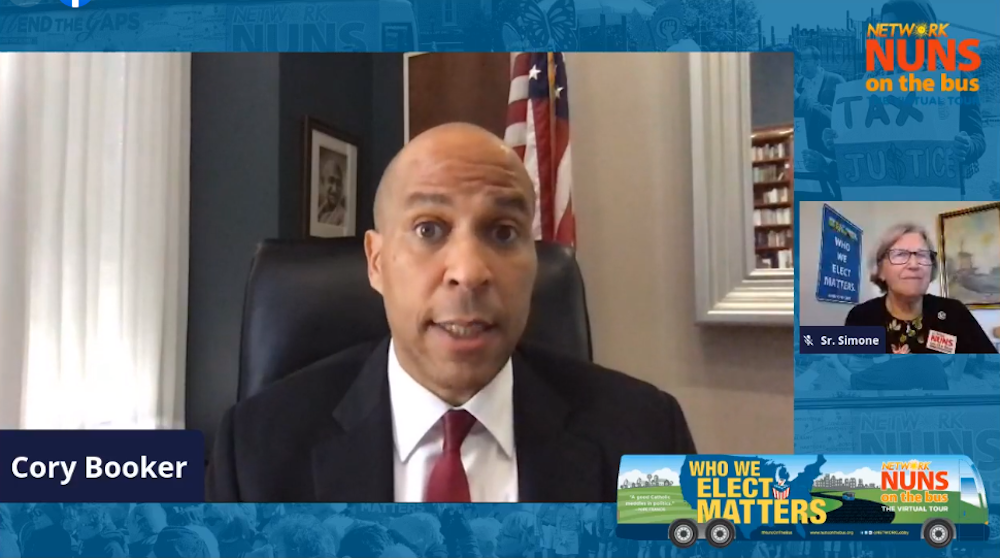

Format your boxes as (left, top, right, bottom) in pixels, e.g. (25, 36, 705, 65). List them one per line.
(869, 222, 939, 292)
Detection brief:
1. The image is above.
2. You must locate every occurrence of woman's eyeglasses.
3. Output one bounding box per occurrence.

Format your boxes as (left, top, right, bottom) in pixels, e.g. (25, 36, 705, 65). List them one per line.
(885, 249, 936, 266)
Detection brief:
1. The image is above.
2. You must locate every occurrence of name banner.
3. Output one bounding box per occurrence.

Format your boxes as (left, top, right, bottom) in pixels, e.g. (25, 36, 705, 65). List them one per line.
(799, 326, 886, 354)
(0, 430, 204, 502)
(830, 71, 961, 195)
(816, 204, 862, 304)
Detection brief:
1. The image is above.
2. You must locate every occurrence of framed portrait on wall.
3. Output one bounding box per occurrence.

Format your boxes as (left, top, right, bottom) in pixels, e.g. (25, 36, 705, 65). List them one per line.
(303, 117, 359, 238)
(938, 202, 1000, 309)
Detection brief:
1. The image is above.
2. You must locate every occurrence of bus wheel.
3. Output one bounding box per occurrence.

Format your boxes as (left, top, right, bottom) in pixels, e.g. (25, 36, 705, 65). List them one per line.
(706, 519, 735, 548)
(668, 519, 698, 548)
(923, 519, 953, 548)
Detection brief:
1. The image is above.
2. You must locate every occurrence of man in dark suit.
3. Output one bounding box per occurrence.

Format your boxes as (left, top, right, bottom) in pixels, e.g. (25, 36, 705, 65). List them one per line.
(793, 46, 845, 159)
(206, 123, 697, 503)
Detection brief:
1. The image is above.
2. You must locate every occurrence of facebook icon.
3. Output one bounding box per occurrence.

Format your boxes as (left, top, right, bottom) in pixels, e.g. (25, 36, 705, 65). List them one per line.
(60, 0, 91, 7)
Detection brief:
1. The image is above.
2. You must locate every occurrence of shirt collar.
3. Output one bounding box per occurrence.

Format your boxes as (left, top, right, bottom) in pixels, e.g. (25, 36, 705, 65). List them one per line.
(386, 339, 515, 463)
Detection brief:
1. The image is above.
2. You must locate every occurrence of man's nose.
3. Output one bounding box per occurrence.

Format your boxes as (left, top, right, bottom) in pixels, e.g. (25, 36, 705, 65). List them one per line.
(444, 236, 492, 289)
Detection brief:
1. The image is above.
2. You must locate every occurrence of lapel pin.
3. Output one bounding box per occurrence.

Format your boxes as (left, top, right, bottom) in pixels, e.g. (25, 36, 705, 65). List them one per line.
(938, 311, 946, 320)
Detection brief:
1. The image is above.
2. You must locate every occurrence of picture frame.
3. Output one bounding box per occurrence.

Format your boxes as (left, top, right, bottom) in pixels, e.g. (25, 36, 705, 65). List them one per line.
(937, 202, 1000, 309)
(402, 52, 428, 144)
(689, 53, 793, 326)
(302, 117, 359, 238)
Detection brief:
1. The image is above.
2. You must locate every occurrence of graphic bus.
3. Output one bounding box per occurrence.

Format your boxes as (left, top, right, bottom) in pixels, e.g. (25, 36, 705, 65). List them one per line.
(616, 454, 990, 549)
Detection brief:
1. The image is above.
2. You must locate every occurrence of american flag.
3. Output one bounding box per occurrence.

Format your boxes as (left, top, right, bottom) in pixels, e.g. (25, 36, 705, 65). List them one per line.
(504, 52, 575, 247)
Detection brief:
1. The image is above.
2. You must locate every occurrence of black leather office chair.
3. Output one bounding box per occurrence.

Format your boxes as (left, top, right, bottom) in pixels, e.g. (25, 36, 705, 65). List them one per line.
(237, 238, 593, 401)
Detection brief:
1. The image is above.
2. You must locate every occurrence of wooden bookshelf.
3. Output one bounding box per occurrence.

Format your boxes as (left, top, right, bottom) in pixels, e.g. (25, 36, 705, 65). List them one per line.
(751, 124, 794, 270)
(754, 202, 789, 210)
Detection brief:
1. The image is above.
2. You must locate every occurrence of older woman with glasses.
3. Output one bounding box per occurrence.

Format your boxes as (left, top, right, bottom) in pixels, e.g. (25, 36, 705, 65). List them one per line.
(845, 223, 997, 354)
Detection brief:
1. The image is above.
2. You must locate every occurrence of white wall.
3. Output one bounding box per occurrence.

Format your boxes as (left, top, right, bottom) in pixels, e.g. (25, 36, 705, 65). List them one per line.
(566, 53, 793, 454)
(799, 201, 999, 344)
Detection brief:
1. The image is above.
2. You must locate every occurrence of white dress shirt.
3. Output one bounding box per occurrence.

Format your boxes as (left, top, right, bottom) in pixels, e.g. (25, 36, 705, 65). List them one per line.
(387, 340, 519, 502)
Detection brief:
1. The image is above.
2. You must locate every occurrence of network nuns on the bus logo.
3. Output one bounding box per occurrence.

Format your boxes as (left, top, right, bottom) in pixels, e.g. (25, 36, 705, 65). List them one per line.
(60, 0, 92, 7)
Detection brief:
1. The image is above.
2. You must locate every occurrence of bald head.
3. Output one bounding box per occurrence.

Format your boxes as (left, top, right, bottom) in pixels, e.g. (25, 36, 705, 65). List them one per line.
(374, 123, 533, 231)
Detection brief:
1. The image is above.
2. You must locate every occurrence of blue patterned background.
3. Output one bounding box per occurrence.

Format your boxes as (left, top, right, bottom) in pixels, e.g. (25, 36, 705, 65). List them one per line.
(2, 501, 998, 557)
(788, 2, 1000, 546)
(2, 1, 999, 557)
(0, 0, 994, 58)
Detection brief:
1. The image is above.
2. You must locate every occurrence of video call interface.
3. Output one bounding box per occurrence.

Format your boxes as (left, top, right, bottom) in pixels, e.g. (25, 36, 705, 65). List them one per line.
(1, 0, 999, 557)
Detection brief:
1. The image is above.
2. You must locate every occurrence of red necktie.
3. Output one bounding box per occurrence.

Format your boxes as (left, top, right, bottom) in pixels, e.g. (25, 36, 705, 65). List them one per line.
(424, 410, 477, 502)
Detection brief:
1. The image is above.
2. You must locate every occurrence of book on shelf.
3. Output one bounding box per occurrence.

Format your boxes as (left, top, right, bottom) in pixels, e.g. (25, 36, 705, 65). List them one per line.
(756, 229, 794, 250)
(757, 186, 790, 205)
(753, 207, 792, 227)
(751, 141, 787, 161)
(753, 164, 789, 183)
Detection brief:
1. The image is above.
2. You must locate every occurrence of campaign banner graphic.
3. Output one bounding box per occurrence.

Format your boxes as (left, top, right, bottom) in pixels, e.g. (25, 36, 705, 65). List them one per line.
(616, 453, 991, 549)
(795, 395, 1000, 537)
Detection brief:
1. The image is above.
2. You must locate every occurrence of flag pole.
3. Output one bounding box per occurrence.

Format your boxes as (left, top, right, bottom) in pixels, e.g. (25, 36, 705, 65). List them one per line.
(548, 52, 557, 242)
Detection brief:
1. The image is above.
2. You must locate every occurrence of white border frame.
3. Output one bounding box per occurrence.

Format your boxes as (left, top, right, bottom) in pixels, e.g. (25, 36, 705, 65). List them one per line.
(402, 52, 428, 144)
(689, 53, 794, 326)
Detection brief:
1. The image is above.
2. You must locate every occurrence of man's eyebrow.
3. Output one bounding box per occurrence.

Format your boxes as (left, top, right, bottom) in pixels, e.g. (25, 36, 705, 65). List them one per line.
(402, 191, 531, 216)
(404, 192, 453, 208)
(491, 192, 531, 216)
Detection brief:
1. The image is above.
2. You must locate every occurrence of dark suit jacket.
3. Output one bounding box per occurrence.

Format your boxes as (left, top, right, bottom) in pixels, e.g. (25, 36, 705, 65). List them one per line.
(845, 294, 997, 354)
(794, 70, 845, 158)
(206, 338, 697, 503)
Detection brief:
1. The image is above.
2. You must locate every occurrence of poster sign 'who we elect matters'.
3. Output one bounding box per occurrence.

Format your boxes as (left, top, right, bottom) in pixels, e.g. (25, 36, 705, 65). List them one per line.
(816, 204, 862, 304)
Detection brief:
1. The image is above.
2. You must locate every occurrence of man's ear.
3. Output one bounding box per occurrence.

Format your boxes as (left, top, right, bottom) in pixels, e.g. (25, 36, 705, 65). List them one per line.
(364, 230, 383, 294)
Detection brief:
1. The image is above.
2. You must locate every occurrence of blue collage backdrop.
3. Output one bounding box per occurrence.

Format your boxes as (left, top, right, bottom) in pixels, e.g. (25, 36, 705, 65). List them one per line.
(2, 0, 1000, 556)
(787, 0, 1000, 556)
